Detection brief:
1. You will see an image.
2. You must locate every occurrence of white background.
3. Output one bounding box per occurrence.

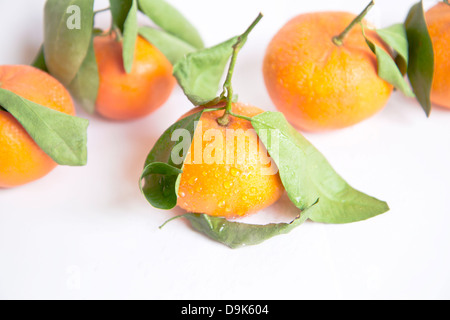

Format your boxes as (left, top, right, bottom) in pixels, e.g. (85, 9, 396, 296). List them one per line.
(1, 0, 449, 300)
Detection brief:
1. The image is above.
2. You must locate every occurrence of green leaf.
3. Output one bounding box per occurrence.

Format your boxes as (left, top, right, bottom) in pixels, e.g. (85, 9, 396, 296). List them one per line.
(376, 24, 409, 72)
(31, 46, 48, 72)
(184, 202, 316, 249)
(251, 112, 389, 224)
(363, 25, 415, 98)
(140, 111, 204, 209)
(44, 0, 95, 86)
(0, 88, 89, 166)
(173, 36, 238, 106)
(66, 36, 99, 114)
(122, 0, 138, 73)
(140, 162, 183, 209)
(139, 26, 197, 65)
(109, 0, 133, 33)
(138, 0, 204, 49)
(405, 1, 435, 116)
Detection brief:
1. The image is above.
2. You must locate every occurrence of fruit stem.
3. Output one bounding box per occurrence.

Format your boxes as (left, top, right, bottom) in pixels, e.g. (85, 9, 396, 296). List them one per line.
(217, 13, 263, 126)
(94, 7, 110, 16)
(332, 0, 375, 46)
(203, 106, 226, 113)
(159, 214, 189, 229)
(112, 25, 123, 42)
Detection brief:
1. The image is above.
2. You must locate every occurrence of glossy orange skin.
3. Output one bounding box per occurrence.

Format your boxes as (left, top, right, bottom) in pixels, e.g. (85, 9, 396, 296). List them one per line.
(426, 3, 450, 109)
(177, 103, 284, 218)
(263, 12, 393, 132)
(0, 65, 75, 188)
(94, 35, 176, 121)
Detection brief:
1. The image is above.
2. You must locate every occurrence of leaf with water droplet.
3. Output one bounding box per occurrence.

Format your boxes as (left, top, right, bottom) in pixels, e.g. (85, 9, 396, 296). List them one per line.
(251, 111, 389, 224)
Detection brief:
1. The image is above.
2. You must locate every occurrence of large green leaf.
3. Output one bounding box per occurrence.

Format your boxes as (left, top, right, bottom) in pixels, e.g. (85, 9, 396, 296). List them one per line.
(172, 13, 261, 107)
(138, 0, 204, 49)
(122, 0, 138, 73)
(139, 26, 197, 65)
(376, 23, 409, 73)
(43, 0, 95, 86)
(140, 111, 204, 209)
(109, 0, 133, 33)
(67, 36, 99, 114)
(0, 88, 89, 166)
(363, 26, 415, 98)
(173, 37, 238, 106)
(251, 112, 389, 224)
(31, 46, 48, 72)
(184, 202, 316, 249)
(405, 1, 435, 116)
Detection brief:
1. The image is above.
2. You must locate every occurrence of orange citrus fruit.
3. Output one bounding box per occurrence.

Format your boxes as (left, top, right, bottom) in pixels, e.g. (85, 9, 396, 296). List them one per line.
(263, 12, 393, 132)
(0, 65, 75, 188)
(177, 103, 284, 219)
(425, 2, 450, 109)
(94, 34, 176, 121)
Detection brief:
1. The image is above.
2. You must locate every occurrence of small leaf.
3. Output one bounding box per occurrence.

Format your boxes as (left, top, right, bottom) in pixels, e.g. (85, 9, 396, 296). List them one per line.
(140, 162, 183, 209)
(122, 0, 138, 73)
(44, 0, 95, 86)
(0, 88, 89, 166)
(67, 36, 99, 114)
(251, 112, 389, 224)
(139, 26, 197, 65)
(172, 13, 262, 107)
(140, 111, 204, 209)
(138, 0, 204, 49)
(184, 202, 316, 249)
(395, 54, 408, 77)
(109, 0, 133, 33)
(376, 23, 409, 71)
(363, 25, 415, 97)
(173, 36, 238, 106)
(31, 46, 48, 72)
(405, 0, 435, 116)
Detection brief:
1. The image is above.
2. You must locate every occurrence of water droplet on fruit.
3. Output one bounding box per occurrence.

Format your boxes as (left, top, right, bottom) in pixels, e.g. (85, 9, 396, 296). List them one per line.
(223, 181, 233, 189)
(230, 167, 241, 177)
(218, 200, 226, 208)
(188, 177, 198, 186)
